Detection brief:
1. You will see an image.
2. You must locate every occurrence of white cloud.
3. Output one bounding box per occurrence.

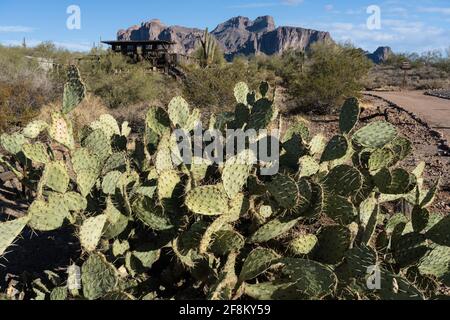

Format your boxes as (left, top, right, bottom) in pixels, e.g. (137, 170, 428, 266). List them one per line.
(282, 0, 303, 6)
(0, 26, 34, 33)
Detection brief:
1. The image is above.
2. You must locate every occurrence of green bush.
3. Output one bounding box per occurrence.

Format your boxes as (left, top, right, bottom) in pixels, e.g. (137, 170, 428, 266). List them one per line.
(283, 43, 372, 114)
(183, 57, 276, 112)
(78, 53, 175, 109)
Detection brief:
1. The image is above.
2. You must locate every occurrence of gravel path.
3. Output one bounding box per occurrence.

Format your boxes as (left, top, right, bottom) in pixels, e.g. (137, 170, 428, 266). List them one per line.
(366, 91, 450, 141)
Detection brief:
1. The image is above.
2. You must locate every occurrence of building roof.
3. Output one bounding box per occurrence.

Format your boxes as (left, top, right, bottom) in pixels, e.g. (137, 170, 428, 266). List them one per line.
(102, 40, 175, 46)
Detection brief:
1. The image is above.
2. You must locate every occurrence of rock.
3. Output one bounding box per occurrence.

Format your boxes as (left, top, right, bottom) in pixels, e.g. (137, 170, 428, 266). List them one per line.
(366, 46, 393, 64)
(117, 16, 332, 60)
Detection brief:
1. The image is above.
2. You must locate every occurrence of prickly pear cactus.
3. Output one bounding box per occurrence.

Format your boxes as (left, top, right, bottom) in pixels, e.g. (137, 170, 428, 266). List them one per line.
(0, 79, 447, 301)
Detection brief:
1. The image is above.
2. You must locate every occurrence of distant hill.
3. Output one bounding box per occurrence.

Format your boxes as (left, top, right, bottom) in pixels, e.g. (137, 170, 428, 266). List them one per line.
(117, 16, 333, 59)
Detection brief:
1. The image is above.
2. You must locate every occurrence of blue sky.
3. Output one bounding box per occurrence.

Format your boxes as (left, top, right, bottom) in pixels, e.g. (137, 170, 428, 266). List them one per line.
(0, 0, 449, 54)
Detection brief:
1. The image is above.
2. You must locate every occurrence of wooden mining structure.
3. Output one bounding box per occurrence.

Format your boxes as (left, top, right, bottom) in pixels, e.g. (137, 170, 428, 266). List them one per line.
(101, 40, 194, 79)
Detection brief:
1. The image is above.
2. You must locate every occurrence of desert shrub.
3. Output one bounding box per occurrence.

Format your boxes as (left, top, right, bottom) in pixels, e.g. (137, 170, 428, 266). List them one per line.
(183, 57, 276, 112)
(78, 52, 176, 109)
(0, 45, 60, 132)
(284, 43, 372, 114)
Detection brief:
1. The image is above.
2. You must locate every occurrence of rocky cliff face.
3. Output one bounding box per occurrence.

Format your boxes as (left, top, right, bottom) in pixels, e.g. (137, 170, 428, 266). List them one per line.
(366, 46, 393, 64)
(117, 16, 333, 59)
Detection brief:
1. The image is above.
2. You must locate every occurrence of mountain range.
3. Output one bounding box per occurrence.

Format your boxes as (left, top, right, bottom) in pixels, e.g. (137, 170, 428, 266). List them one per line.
(117, 16, 392, 63)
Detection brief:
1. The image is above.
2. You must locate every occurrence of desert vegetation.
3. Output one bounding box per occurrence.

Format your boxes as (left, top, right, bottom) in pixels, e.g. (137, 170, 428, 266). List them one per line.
(0, 65, 449, 300)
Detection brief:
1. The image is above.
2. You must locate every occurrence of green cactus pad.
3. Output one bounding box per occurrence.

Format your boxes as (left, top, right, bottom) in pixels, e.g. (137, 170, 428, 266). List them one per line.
(267, 174, 299, 209)
(323, 195, 356, 225)
(260, 81, 269, 97)
(0, 217, 29, 256)
(284, 121, 310, 143)
(145, 106, 170, 137)
(22, 143, 50, 164)
(0, 132, 27, 155)
(280, 258, 338, 299)
(112, 240, 130, 257)
(168, 96, 190, 128)
(49, 112, 75, 150)
(299, 156, 320, 178)
(77, 169, 98, 197)
(345, 245, 378, 278)
(188, 157, 211, 183)
(50, 287, 68, 301)
(289, 234, 318, 255)
(368, 148, 395, 174)
(374, 168, 412, 195)
(322, 165, 363, 197)
(234, 82, 249, 105)
(426, 215, 450, 246)
(102, 171, 122, 195)
(244, 281, 299, 300)
(155, 132, 174, 173)
(390, 136, 412, 163)
(418, 246, 450, 280)
(132, 196, 173, 231)
(63, 192, 87, 212)
(27, 199, 69, 232)
(313, 225, 351, 265)
(239, 248, 281, 281)
(62, 65, 86, 114)
(82, 129, 111, 164)
(309, 134, 326, 156)
(80, 215, 107, 252)
(339, 98, 360, 134)
(412, 206, 430, 233)
(103, 199, 129, 239)
(222, 153, 252, 199)
(393, 233, 429, 268)
(102, 152, 126, 175)
(353, 121, 397, 149)
(320, 135, 348, 163)
(22, 120, 48, 139)
(185, 185, 229, 216)
(210, 230, 245, 256)
(157, 169, 181, 201)
(250, 217, 301, 243)
(420, 180, 439, 208)
(90, 114, 121, 140)
(71, 148, 100, 174)
(82, 253, 118, 300)
(43, 161, 70, 194)
(248, 98, 275, 130)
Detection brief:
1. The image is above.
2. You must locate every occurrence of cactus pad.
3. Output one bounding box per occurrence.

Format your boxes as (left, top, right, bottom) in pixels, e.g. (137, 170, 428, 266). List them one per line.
(313, 225, 351, 265)
(49, 112, 75, 150)
(250, 217, 301, 243)
(80, 215, 107, 252)
(22, 143, 50, 164)
(267, 174, 299, 209)
(339, 98, 360, 134)
(82, 253, 118, 300)
(222, 152, 252, 199)
(320, 135, 348, 163)
(168, 96, 190, 128)
(63, 192, 87, 212)
(62, 65, 86, 114)
(132, 196, 173, 231)
(102, 171, 122, 195)
(22, 120, 48, 139)
(239, 248, 280, 281)
(418, 246, 450, 280)
(289, 234, 318, 255)
(185, 185, 229, 216)
(77, 169, 98, 197)
(90, 114, 121, 139)
(299, 156, 320, 178)
(82, 129, 111, 164)
(0, 132, 27, 155)
(145, 106, 170, 136)
(0, 217, 29, 256)
(210, 230, 245, 256)
(323, 165, 362, 197)
(353, 121, 397, 149)
(234, 82, 249, 105)
(44, 161, 70, 193)
(157, 169, 181, 201)
(27, 199, 69, 232)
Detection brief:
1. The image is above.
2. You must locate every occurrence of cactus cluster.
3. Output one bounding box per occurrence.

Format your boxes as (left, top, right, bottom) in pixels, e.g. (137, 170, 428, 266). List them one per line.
(0, 70, 448, 301)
